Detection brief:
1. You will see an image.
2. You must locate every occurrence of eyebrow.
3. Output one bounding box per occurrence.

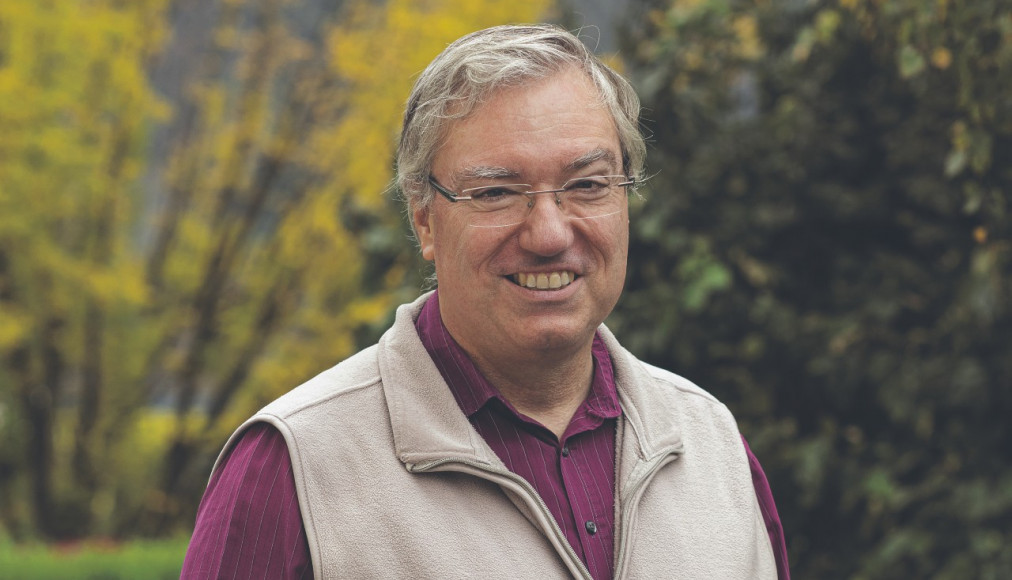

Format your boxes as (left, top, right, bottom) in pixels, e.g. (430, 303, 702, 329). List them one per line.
(453, 166, 519, 183)
(565, 148, 618, 172)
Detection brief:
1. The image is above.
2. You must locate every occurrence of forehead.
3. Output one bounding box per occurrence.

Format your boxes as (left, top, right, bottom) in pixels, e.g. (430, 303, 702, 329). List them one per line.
(432, 68, 621, 180)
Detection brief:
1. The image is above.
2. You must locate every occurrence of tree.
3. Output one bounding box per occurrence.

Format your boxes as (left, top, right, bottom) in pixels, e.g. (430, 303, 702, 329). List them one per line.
(616, 0, 1011, 577)
(0, 0, 551, 540)
(138, 0, 553, 535)
(0, 0, 171, 539)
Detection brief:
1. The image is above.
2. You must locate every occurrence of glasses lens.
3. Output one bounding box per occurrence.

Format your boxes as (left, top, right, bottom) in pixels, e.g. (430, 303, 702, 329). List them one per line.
(465, 185, 530, 227)
(560, 176, 625, 220)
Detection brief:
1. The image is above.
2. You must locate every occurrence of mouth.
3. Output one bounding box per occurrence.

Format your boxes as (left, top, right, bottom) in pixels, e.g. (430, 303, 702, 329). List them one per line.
(510, 271, 577, 290)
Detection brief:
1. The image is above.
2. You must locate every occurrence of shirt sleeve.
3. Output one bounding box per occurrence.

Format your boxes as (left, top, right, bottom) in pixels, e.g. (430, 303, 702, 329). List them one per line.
(181, 422, 313, 580)
(742, 435, 790, 580)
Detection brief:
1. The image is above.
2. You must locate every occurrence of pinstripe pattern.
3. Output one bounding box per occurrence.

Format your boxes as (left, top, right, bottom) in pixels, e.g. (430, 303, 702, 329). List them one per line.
(416, 293, 620, 580)
(181, 423, 312, 579)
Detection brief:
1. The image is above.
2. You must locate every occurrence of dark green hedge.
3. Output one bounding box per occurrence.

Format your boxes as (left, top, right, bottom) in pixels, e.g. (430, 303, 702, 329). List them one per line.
(614, 0, 1012, 577)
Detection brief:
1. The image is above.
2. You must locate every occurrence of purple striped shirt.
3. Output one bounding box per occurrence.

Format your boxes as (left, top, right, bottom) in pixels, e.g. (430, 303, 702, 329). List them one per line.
(182, 424, 312, 579)
(182, 294, 790, 578)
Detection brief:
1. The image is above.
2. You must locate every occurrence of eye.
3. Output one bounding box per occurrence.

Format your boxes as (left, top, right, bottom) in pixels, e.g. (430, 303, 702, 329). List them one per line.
(472, 187, 511, 199)
(571, 176, 609, 189)
(565, 176, 612, 198)
(468, 185, 525, 207)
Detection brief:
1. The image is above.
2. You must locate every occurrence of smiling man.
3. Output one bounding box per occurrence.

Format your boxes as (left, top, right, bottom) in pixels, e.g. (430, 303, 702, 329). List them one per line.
(183, 25, 788, 579)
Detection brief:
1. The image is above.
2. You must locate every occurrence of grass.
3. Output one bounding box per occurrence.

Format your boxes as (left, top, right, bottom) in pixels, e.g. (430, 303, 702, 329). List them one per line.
(0, 537, 187, 579)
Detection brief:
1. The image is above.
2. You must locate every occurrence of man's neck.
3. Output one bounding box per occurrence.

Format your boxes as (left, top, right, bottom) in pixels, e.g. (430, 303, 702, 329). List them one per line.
(466, 345, 595, 439)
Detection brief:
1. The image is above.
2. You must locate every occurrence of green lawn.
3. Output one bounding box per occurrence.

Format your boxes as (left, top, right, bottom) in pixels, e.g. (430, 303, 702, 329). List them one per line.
(0, 537, 187, 579)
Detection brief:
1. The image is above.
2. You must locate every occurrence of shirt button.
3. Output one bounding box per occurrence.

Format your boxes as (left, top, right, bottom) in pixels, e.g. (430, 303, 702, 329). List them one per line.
(585, 521, 597, 534)
(561, 446, 570, 457)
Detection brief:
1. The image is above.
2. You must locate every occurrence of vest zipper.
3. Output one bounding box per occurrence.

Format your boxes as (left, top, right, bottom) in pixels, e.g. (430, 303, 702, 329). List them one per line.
(408, 457, 593, 580)
(612, 448, 682, 579)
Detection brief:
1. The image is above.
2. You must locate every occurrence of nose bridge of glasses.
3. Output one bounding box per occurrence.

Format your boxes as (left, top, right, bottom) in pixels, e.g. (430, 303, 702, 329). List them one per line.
(523, 186, 567, 209)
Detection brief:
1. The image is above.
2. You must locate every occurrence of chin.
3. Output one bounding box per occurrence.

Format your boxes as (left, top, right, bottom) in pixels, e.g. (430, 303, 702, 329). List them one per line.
(519, 320, 597, 353)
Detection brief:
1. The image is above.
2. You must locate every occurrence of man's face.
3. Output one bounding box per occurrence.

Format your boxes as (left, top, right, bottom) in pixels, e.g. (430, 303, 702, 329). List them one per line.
(413, 67, 629, 364)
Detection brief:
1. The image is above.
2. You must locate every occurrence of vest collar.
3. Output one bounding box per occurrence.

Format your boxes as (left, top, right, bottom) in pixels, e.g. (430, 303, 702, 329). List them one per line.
(378, 292, 684, 470)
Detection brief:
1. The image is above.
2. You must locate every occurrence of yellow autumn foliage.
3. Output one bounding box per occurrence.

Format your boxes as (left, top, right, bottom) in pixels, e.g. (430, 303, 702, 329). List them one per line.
(0, 0, 556, 539)
(0, 0, 168, 329)
(732, 15, 764, 60)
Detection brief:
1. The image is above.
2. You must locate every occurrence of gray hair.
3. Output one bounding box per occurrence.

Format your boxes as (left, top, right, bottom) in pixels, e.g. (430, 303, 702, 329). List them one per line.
(396, 24, 646, 215)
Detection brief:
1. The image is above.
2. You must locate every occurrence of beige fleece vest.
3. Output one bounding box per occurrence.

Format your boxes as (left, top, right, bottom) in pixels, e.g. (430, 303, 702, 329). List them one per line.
(216, 294, 777, 579)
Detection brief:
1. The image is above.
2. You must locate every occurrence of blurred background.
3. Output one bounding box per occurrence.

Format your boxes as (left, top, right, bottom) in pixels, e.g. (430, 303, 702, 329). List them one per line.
(0, 0, 1009, 577)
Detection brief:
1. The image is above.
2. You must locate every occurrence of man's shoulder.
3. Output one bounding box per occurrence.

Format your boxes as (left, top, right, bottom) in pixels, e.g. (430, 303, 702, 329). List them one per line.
(600, 326, 725, 409)
(605, 332, 740, 443)
(636, 359, 724, 407)
(207, 342, 394, 489)
(258, 343, 384, 421)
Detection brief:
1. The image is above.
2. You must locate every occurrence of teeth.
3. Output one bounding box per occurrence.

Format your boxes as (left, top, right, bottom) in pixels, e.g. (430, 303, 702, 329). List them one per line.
(513, 271, 576, 290)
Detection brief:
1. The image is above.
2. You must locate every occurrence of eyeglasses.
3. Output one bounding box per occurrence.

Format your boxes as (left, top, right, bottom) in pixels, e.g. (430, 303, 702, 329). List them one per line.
(428, 174, 636, 228)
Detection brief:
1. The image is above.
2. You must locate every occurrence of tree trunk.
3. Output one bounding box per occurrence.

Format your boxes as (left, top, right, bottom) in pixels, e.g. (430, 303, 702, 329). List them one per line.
(15, 317, 65, 538)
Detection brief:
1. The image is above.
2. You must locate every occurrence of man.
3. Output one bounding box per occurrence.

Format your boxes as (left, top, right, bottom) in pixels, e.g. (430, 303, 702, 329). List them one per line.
(182, 24, 789, 579)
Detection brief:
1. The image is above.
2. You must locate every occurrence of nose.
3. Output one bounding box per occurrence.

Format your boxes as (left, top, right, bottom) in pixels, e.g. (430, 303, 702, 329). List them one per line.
(517, 192, 574, 256)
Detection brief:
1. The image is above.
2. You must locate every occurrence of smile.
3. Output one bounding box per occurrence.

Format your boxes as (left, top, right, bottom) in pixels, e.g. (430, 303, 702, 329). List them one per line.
(511, 271, 576, 290)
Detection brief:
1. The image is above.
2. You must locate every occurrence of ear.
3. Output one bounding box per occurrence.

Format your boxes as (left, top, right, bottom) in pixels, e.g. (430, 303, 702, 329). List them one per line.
(412, 203, 436, 261)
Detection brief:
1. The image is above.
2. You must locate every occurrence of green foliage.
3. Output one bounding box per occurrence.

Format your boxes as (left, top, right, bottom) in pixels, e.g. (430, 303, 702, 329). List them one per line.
(618, 0, 1011, 577)
(0, 0, 174, 541)
(0, 0, 551, 542)
(0, 537, 186, 579)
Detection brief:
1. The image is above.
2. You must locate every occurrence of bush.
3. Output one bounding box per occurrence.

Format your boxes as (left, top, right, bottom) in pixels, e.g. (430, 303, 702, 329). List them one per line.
(617, 0, 1012, 577)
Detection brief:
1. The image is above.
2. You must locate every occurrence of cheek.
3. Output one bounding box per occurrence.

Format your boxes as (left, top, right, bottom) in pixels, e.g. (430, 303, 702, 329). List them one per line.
(425, 211, 465, 264)
(431, 223, 487, 281)
(450, 227, 509, 261)
(589, 220, 628, 261)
